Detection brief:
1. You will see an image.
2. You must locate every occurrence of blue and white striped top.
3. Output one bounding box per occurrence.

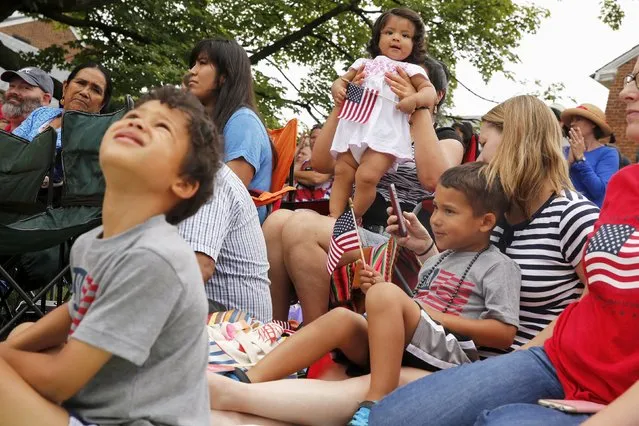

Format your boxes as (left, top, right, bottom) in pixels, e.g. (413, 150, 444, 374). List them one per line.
(481, 189, 599, 356)
(178, 164, 272, 322)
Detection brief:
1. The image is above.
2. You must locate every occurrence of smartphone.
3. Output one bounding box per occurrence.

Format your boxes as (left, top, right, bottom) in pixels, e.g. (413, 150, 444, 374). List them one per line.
(537, 399, 606, 414)
(389, 184, 407, 237)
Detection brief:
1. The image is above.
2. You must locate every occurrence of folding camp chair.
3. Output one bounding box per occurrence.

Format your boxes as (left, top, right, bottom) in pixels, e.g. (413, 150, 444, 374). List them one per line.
(250, 119, 298, 213)
(0, 99, 132, 337)
(0, 128, 56, 225)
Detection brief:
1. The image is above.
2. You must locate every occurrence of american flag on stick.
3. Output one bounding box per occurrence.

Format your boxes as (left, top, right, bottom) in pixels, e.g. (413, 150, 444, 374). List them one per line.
(338, 82, 379, 124)
(584, 224, 639, 290)
(326, 204, 365, 274)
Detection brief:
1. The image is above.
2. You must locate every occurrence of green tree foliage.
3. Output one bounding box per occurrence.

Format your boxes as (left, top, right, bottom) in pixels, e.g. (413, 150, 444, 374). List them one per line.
(1, 0, 625, 125)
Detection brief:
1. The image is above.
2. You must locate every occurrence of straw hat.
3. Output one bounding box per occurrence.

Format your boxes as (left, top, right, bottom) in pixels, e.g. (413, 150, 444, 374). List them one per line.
(560, 103, 612, 137)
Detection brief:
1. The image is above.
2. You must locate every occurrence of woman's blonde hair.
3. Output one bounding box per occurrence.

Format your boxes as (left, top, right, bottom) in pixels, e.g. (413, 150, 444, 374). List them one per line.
(483, 95, 572, 218)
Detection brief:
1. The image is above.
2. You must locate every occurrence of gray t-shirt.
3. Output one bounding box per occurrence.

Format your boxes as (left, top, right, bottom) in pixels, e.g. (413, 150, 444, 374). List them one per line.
(179, 164, 272, 322)
(63, 215, 210, 426)
(415, 245, 521, 327)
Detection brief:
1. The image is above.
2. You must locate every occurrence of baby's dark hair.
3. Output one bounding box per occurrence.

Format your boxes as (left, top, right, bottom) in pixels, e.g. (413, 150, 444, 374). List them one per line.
(367, 8, 427, 65)
(135, 85, 221, 224)
(439, 162, 508, 220)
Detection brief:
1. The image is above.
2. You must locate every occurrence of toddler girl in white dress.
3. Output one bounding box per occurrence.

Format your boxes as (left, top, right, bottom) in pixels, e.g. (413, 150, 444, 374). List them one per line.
(329, 8, 432, 219)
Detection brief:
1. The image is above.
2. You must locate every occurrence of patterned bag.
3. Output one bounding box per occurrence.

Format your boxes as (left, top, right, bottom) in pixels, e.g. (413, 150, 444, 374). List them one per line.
(207, 320, 287, 373)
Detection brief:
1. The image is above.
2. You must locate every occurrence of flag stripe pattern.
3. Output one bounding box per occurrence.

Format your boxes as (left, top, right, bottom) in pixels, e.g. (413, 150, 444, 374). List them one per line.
(69, 276, 99, 335)
(326, 210, 360, 274)
(584, 224, 639, 290)
(337, 82, 379, 124)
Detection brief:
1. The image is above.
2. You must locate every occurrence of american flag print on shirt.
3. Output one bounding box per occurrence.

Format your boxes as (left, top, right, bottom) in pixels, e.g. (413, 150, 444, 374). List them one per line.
(326, 210, 361, 274)
(69, 267, 100, 335)
(414, 268, 475, 315)
(337, 82, 379, 124)
(584, 224, 639, 290)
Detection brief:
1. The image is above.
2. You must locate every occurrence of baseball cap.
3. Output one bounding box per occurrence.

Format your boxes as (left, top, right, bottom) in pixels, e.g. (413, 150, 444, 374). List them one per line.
(1, 67, 54, 95)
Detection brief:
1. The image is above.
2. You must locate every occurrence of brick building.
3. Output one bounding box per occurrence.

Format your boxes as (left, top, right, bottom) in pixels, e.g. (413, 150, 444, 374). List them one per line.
(0, 13, 77, 95)
(591, 44, 639, 163)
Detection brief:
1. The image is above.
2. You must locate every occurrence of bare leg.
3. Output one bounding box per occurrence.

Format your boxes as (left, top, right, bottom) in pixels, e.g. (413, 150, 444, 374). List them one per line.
(211, 410, 291, 426)
(352, 149, 395, 218)
(263, 209, 296, 321)
(329, 151, 358, 218)
(6, 322, 35, 339)
(0, 357, 69, 426)
(246, 308, 369, 383)
(281, 212, 361, 323)
(364, 282, 422, 401)
(208, 368, 430, 426)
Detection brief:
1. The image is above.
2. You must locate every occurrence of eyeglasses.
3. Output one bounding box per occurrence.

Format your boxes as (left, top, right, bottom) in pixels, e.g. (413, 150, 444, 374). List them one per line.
(624, 72, 638, 89)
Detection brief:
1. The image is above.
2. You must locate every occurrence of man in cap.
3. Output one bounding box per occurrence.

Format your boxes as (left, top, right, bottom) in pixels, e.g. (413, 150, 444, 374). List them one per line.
(1, 67, 54, 132)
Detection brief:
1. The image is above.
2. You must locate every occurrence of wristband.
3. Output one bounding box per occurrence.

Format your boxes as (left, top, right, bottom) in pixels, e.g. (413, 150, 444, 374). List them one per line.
(415, 240, 436, 256)
(415, 106, 430, 111)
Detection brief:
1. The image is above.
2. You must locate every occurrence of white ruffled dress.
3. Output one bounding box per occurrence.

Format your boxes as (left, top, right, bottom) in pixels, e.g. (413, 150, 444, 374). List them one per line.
(330, 55, 429, 171)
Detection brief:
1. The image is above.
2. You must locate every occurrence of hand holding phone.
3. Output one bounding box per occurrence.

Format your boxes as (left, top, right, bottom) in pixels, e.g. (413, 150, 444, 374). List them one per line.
(389, 184, 407, 237)
(538, 399, 606, 414)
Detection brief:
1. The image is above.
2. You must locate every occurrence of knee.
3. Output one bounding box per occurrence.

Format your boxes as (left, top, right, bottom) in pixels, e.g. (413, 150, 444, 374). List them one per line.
(262, 209, 292, 244)
(282, 211, 323, 248)
(365, 282, 403, 312)
(474, 404, 531, 426)
(329, 307, 364, 335)
(334, 158, 356, 180)
(355, 163, 383, 187)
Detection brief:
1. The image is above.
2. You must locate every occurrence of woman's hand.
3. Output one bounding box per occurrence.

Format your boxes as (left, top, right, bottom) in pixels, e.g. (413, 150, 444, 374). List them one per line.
(358, 262, 383, 294)
(386, 207, 433, 254)
(569, 127, 586, 162)
(385, 67, 416, 100)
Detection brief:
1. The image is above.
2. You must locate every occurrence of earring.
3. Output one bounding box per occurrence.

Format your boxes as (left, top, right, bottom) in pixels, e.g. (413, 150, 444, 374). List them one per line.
(60, 96, 64, 106)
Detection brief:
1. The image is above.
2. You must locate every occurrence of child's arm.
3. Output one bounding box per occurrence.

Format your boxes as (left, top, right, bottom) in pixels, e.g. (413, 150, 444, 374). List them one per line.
(0, 337, 112, 403)
(396, 74, 436, 114)
(418, 303, 517, 349)
(4, 303, 72, 352)
(331, 68, 358, 106)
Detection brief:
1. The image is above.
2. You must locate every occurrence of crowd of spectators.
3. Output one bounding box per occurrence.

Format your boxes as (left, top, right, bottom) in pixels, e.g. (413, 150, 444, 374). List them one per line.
(0, 15, 638, 426)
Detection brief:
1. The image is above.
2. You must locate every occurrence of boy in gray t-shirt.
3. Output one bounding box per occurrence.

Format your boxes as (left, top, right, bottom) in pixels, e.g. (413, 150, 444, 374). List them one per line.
(219, 162, 521, 426)
(0, 86, 220, 426)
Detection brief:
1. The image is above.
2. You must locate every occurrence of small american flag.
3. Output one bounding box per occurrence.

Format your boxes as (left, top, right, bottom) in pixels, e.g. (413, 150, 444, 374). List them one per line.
(584, 224, 639, 290)
(338, 82, 379, 124)
(326, 209, 361, 274)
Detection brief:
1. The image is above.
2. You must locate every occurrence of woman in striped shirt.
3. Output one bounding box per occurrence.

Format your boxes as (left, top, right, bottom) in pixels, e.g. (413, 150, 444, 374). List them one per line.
(478, 96, 600, 354)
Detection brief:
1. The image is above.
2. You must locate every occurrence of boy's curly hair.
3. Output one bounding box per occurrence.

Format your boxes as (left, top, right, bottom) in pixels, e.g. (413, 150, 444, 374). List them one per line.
(367, 8, 427, 65)
(135, 86, 221, 224)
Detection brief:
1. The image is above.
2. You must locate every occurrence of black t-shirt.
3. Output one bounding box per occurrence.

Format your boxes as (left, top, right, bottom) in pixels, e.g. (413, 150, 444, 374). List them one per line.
(362, 127, 462, 230)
